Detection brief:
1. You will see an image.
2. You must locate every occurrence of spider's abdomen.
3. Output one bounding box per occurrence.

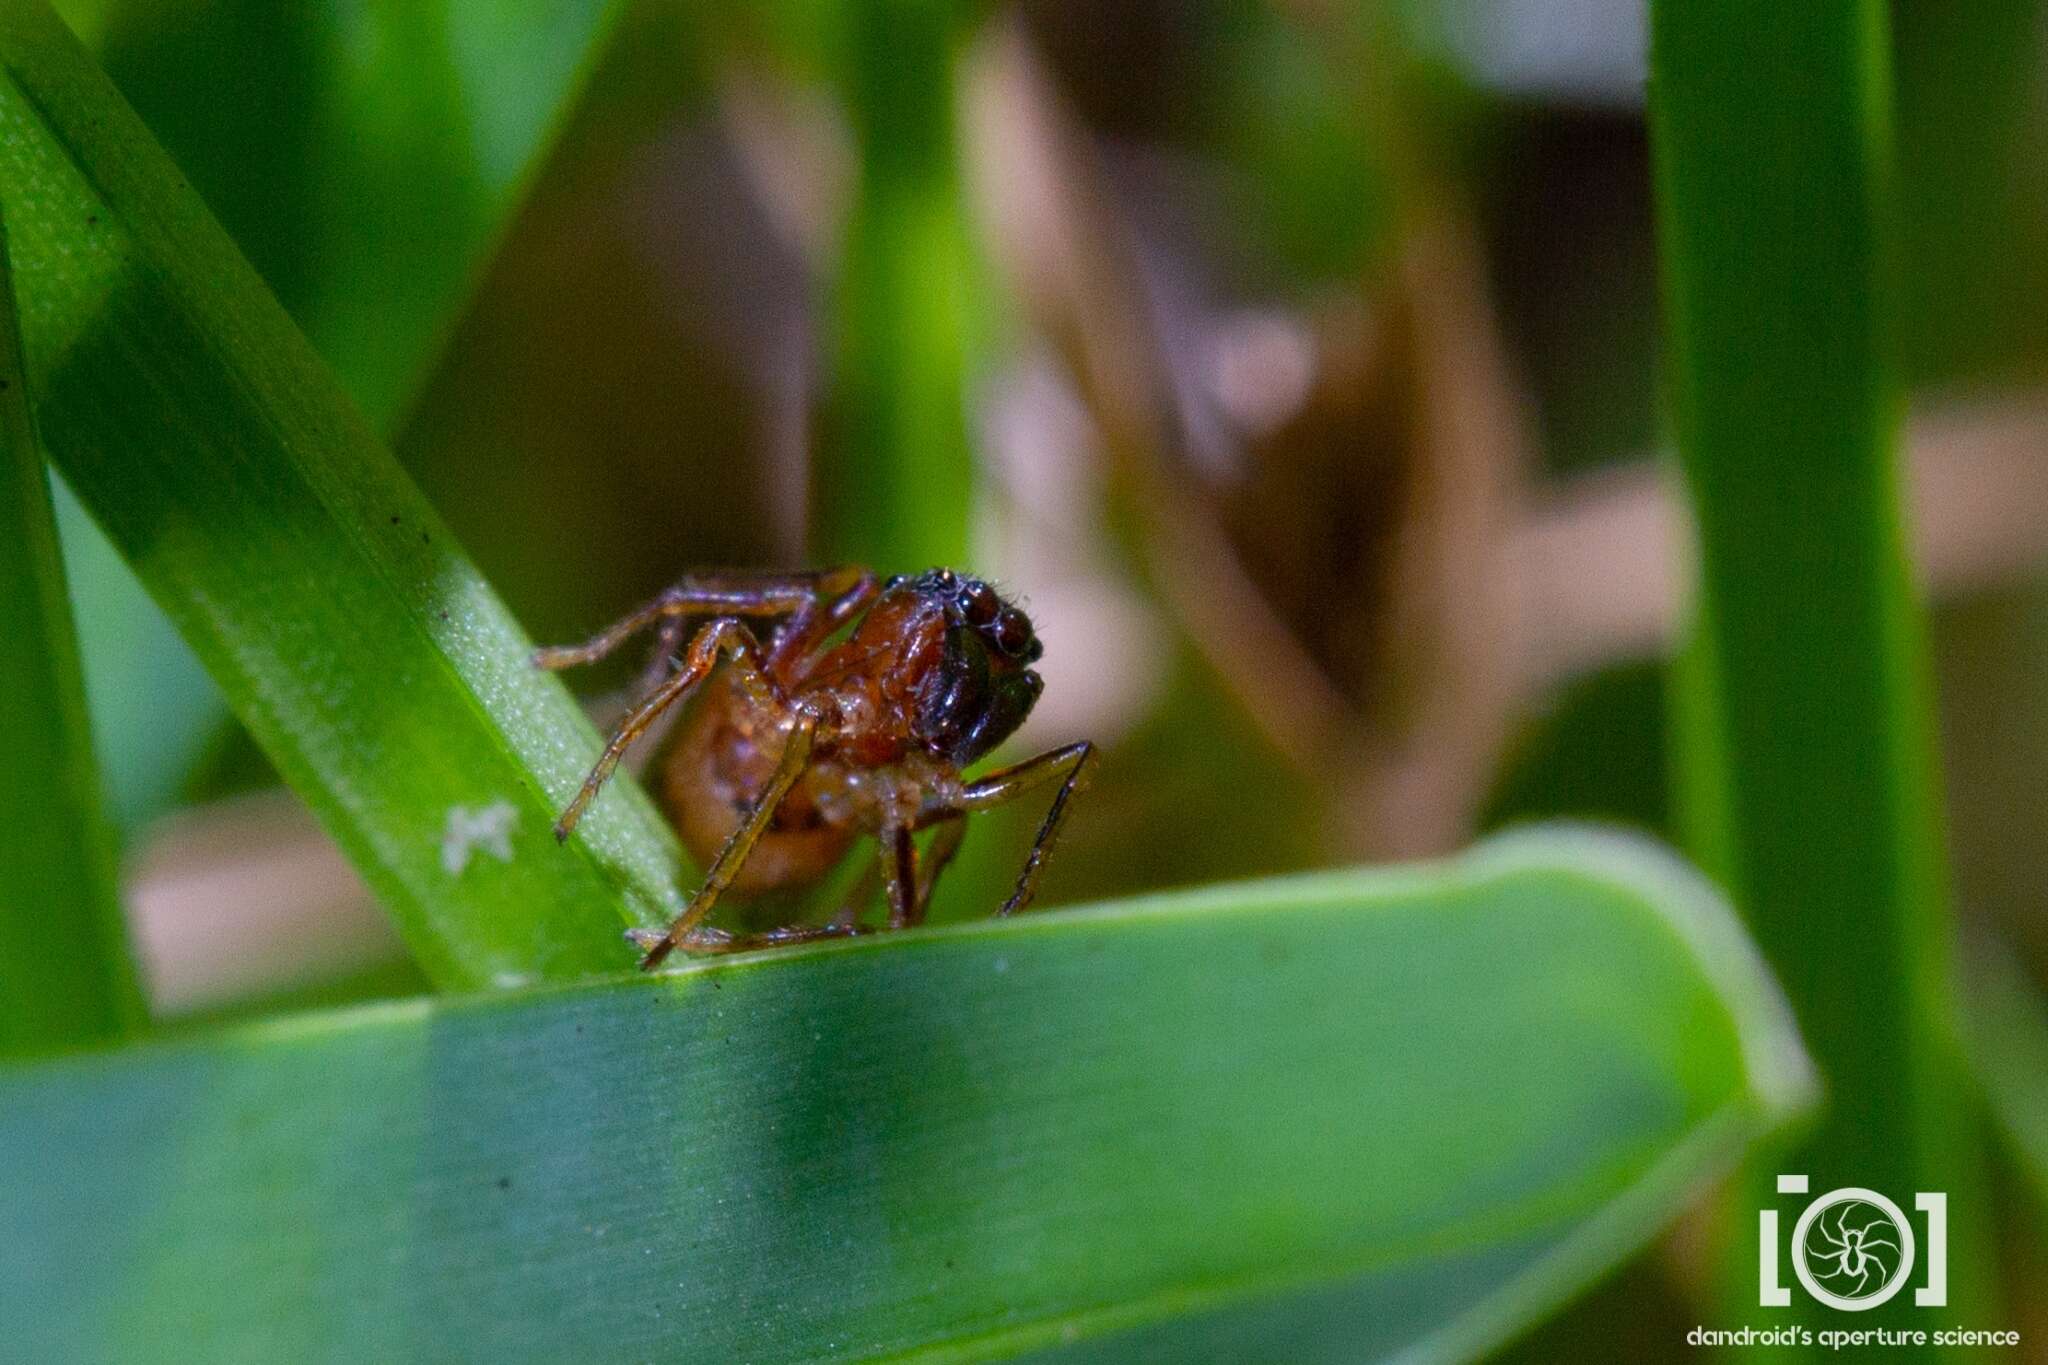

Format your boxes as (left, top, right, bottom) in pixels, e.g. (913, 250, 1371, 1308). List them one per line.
(659, 673, 854, 893)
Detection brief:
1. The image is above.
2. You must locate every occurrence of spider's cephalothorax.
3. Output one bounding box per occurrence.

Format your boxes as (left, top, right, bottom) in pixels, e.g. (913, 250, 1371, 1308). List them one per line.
(535, 566, 1095, 968)
(896, 567, 1046, 767)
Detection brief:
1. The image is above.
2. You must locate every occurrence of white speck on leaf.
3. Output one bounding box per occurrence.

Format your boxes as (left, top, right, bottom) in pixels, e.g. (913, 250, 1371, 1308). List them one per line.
(442, 801, 519, 875)
(993, 957, 1009, 974)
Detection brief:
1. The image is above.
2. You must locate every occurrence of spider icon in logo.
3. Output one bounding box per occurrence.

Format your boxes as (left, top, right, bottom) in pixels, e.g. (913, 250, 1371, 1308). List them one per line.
(1791, 1187, 1915, 1310)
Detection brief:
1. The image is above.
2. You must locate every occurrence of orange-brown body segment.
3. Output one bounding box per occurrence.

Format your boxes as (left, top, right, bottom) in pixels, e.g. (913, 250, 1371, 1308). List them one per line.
(658, 585, 958, 893)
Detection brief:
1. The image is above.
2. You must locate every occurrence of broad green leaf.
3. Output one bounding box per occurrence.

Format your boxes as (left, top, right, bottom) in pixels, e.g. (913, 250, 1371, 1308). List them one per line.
(1646, 0, 1991, 1337)
(0, 1, 683, 989)
(0, 203, 142, 1053)
(0, 829, 1811, 1362)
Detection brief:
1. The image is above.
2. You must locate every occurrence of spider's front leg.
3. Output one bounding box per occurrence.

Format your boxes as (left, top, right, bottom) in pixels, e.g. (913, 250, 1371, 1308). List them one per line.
(911, 740, 1096, 920)
(629, 701, 823, 970)
(909, 819, 966, 926)
(659, 920, 869, 956)
(653, 842, 889, 956)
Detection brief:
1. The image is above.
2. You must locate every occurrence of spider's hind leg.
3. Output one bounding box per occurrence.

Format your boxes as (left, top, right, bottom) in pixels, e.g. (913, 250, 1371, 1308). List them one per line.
(532, 567, 869, 673)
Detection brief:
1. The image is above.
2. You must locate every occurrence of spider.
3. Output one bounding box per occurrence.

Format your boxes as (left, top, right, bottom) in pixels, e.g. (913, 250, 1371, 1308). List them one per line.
(1805, 1201, 1900, 1298)
(535, 566, 1096, 969)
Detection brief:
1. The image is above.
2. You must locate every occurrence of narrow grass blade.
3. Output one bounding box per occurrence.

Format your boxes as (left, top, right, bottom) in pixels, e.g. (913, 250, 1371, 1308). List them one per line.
(0, 203, 143, 1053)
(1647, 0, 1989, 1334)
(52, 476, 224, 830)
(0, 3, 684, 989)
(55, 0, 639, 835)
(811, 2, 982, 570)
(84, 0, 634, 428)
(0, 828, 1811, 1363)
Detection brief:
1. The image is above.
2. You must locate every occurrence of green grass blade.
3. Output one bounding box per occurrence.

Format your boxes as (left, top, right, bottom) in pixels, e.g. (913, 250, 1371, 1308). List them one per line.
(51, 474, 224, 830)
(1647, 0, 1987, 1332)
(0, 828, 1809, 1363)
(0, 203, 142, 1053)
(84, 0, 634, 429)
(811, 2, 981, 570)
(54, 0, 640, 834)
(0, 2, 683, 989)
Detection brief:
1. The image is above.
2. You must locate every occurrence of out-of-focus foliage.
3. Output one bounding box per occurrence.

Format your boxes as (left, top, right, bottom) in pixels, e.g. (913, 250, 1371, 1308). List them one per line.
(1895, 0, 2048, 384)
(0, 207, 143, 1054)
(1650, 0, 1989, 1342)
(80, 0, 639, 427)
(1208, 10, 1397, 284)
(811, 0, 982, 572)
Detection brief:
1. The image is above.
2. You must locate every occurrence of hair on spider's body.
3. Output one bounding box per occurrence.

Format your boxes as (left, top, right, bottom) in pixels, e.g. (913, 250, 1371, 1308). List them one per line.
(535, 566, 1095, 968)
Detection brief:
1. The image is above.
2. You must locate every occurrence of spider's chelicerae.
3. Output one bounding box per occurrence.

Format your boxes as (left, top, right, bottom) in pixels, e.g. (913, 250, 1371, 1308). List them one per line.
(536, 567, 1096, 969)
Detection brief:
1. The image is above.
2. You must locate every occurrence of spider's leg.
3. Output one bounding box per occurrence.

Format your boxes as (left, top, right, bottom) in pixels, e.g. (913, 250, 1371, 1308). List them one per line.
(532, 567, 863, 672)
(638, 834, 889, 958)
(944, 740, 1097, 917)
(827, 847, 887, 930)
(637, 617, 690, 694)
(767, 567, 879, 670)
(552, 618, 786, 840)
(551, 659, 694, 840)
(636, 705, 819, 970)
(881, 824, 919, 930)
(907, 817, 967, 927)
(659, 921, 869, 955)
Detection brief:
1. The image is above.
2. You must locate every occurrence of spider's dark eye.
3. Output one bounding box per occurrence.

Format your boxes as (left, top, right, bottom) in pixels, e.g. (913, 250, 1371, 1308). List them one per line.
(931, 567, 957, 590)
(994, 609, 1032, 657)
(961, 580, 1000, 626)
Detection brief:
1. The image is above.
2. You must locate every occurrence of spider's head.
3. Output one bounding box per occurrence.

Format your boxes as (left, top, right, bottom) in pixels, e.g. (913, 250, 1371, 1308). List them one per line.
(894, 568, 1044, 766)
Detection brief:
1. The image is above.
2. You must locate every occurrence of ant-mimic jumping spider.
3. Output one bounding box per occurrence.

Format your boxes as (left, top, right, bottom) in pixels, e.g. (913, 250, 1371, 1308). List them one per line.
(536, 567, 1095, 968)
